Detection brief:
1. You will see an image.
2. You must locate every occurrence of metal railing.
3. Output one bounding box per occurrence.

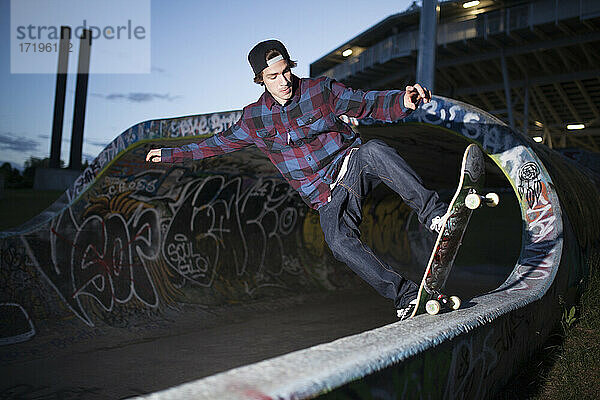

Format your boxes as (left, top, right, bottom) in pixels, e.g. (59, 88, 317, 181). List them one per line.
(322, 0, 597, 81)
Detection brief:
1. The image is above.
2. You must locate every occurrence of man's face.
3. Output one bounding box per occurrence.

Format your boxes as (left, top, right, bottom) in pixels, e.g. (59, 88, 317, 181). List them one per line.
(262, 59, 293, 105)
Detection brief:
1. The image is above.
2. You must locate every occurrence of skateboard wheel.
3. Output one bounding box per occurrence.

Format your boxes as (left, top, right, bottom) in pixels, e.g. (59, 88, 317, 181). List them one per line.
(485, 193, 500, 207)
(426, 300, 441, 315)
(465, 193, 481, 209)
(449, 296, 461, 310)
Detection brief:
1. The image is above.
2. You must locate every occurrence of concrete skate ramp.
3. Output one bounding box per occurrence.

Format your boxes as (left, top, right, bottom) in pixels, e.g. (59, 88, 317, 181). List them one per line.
(1, 97, 599, 399)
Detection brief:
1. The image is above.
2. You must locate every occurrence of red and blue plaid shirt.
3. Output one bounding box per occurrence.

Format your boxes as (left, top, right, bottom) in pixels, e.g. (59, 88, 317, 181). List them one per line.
(161, 76, 411, 209)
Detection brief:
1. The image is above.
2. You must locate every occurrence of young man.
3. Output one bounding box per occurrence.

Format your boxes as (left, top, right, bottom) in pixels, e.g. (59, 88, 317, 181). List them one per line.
(146, 40, 448, 319)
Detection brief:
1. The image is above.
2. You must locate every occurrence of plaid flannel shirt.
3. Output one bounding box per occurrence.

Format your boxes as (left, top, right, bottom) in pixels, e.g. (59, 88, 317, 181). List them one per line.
(161, 76, 411, 209)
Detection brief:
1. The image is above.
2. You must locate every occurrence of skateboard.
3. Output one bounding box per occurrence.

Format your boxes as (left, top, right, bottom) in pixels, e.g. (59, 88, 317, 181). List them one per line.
(409, 144, 498, 318)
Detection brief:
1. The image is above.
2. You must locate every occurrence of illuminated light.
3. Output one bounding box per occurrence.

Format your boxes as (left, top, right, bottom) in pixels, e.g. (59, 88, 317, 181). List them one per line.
(463, 1, 480, 8)
(533, 136, 543, 143)
(342, 48, 353, 57)
(534, 121, 543, 127)
(567, 123, 585, 130)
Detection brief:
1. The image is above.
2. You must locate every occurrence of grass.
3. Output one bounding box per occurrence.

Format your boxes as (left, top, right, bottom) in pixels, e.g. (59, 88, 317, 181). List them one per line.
(495, 264, 600, 400)
(0, 188, 63, 231)
(533, 267, 600, 399)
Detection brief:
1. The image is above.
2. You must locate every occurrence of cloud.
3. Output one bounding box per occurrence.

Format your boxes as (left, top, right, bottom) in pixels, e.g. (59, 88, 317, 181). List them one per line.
(87, 140, 109, 147)
(0, 133, 39, 153)
(92, 92, 180, 103)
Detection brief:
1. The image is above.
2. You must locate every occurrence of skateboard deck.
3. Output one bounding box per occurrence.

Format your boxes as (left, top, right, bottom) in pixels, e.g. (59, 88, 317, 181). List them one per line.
(409, 144, 497, 318)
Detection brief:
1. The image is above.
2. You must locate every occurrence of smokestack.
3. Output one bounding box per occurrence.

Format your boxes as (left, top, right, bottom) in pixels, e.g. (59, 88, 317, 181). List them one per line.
(68, 29, 92, 170)
(49, 26, 71, 169)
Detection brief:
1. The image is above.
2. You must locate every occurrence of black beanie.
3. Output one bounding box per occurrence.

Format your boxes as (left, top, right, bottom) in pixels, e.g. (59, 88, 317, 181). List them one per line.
(248, 39, 290, 75)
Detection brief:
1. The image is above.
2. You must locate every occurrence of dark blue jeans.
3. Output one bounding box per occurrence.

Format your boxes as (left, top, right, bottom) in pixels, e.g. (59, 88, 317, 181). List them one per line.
(318, 140, 447, 309)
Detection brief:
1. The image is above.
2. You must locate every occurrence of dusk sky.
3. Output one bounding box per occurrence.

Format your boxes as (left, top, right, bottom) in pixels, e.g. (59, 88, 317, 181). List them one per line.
(1, 0, 415, 169)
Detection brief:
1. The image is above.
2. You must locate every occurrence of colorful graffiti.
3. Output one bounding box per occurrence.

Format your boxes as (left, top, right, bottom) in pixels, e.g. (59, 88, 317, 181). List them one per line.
(15, 170, 309, 326)
(507, 162, 558, 294)
(22, 200, 162, 326)
(1, 146, 441, 334)
(5, 149, 376, 330)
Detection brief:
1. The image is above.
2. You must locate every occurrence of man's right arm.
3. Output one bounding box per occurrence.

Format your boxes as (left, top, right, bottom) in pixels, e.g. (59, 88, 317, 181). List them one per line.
(146, 119, 253, 163)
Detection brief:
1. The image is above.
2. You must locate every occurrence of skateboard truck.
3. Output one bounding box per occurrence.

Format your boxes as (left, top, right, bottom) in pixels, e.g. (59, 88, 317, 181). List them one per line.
(465, 192, 499, 210)
(425, 293, 461, 315)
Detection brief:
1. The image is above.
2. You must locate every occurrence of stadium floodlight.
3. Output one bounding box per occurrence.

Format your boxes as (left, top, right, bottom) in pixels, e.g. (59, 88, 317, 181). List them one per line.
(463, 1, 480, 8)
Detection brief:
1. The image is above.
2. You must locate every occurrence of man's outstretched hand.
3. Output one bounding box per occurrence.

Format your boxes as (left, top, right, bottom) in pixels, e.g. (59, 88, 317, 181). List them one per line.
(146, 149, 162, 163)
(404, 83, 432, 110)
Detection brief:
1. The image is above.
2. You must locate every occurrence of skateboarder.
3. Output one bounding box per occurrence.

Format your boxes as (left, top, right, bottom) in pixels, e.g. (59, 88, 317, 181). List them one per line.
(146, 40, 448, 319)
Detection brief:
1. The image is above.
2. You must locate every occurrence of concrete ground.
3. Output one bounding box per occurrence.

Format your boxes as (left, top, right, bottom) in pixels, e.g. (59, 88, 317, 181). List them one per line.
(1, 288, 398, 399)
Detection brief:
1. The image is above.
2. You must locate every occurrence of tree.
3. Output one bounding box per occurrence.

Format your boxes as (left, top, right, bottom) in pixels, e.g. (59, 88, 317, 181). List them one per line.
(23, 157, 48, 187)
(0, 162, 25, 188)
(22, 157, 70, 187)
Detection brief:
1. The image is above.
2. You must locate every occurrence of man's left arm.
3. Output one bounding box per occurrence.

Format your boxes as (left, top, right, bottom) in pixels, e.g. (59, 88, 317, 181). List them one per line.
(325, 78, 431, 122)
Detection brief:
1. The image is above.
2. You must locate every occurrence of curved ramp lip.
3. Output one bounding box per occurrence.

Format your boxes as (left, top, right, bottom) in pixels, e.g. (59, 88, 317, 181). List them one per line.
(135, 96, 564, 399)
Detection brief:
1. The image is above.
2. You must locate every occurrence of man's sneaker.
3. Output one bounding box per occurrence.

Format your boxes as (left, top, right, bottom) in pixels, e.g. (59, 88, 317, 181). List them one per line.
(397, 298, 418, 320)
(429, 214, 447, 234)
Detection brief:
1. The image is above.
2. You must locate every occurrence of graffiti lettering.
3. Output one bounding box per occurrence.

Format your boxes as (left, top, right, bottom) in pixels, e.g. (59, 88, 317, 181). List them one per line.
(166, 233, 209, 281)
(526, 189, 555, 241)
(163, 174, 302, 293)
(164, 111, 243, 138)
(105, 177, 157, 196)
(23, 205, 161, 326)
(507, 175, 557, 293)
(412, 100, 517, 154)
